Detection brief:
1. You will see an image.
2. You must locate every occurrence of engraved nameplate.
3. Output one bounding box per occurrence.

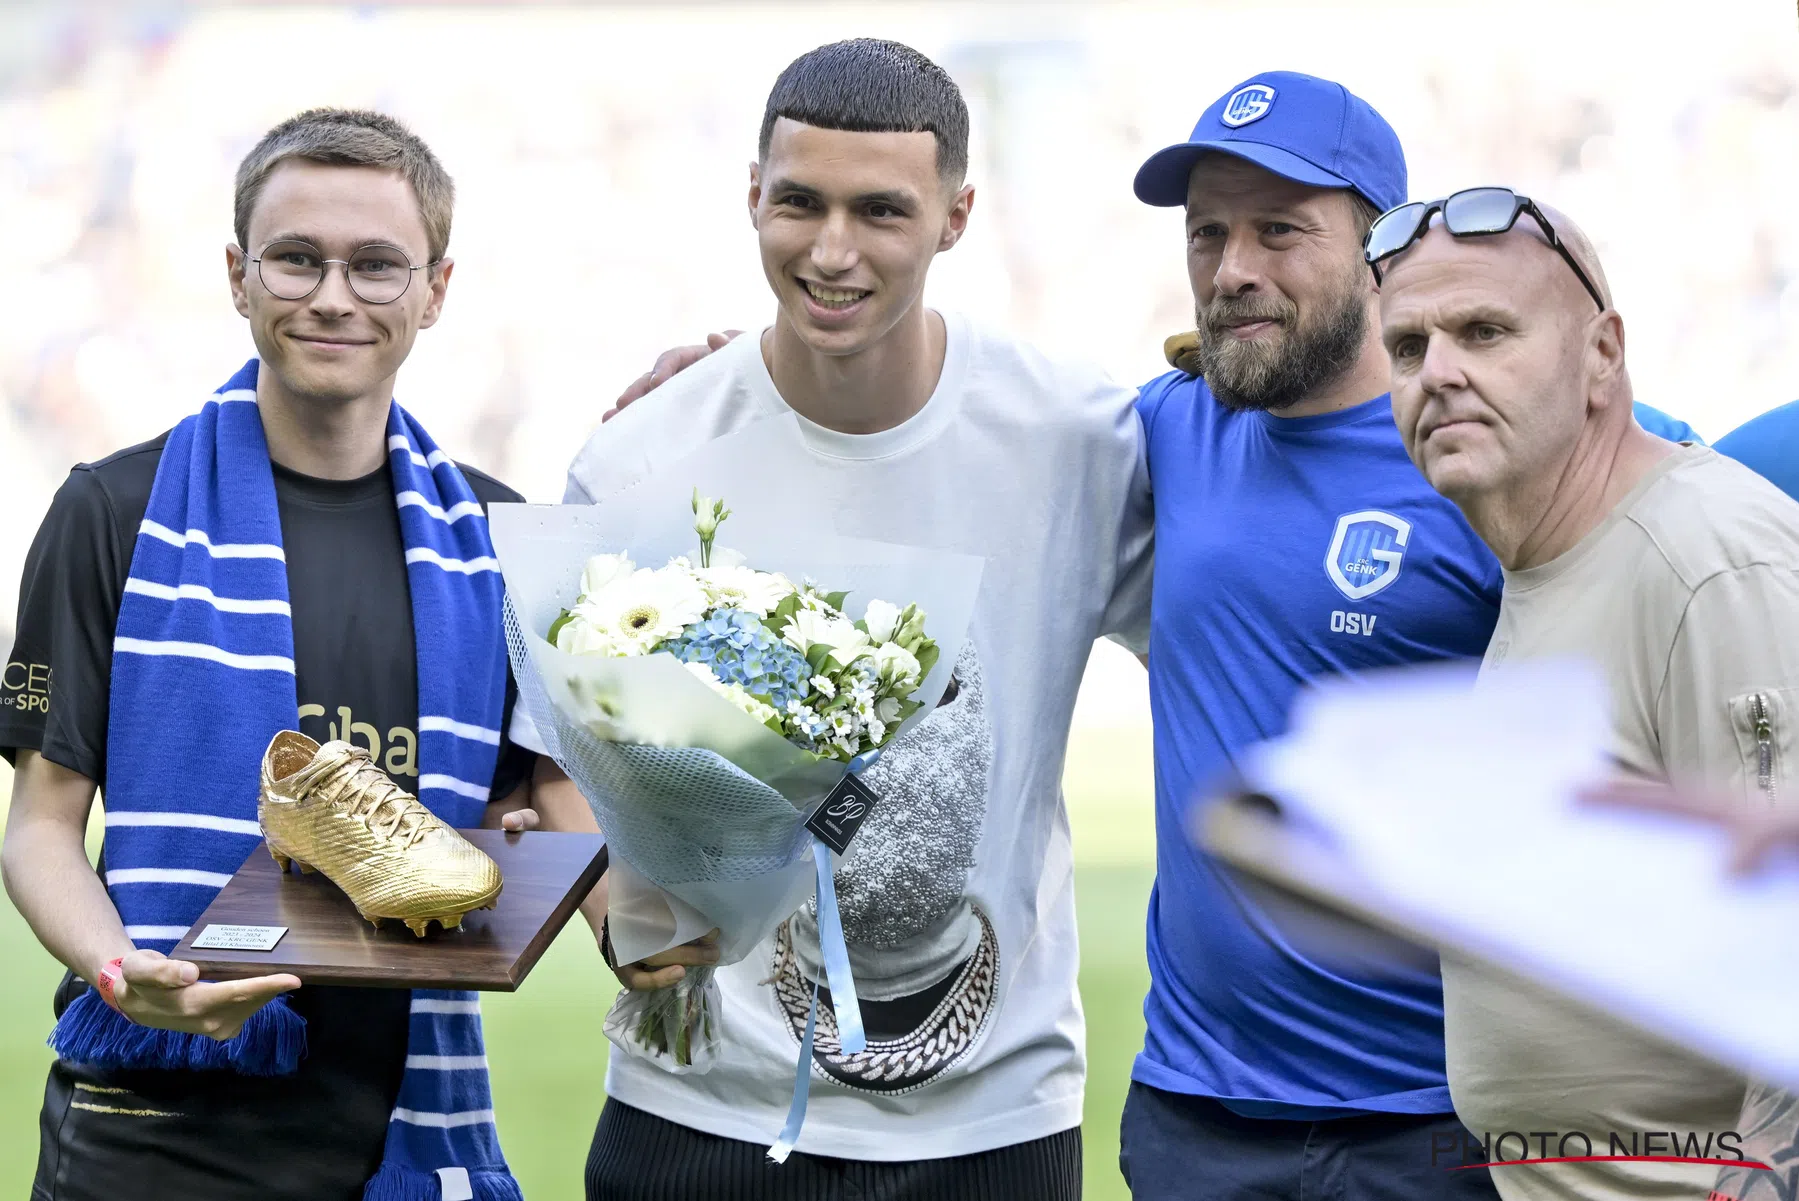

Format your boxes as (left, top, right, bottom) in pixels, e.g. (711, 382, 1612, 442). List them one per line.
(190, 924, 289, 952)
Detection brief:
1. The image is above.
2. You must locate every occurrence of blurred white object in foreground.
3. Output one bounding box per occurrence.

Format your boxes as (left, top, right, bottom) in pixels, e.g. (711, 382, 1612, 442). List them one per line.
(1218, 659, 1799, 1091)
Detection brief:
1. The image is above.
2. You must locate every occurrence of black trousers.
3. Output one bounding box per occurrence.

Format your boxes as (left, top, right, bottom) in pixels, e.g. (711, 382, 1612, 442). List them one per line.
(1119, 1082, 1503, 1201)
(586, 1098, 1082, 1201)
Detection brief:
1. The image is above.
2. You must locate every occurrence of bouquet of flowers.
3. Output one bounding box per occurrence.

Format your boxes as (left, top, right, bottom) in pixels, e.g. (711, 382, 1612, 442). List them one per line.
(490, 416, 984, 1130)
(548, 490, 941, 766)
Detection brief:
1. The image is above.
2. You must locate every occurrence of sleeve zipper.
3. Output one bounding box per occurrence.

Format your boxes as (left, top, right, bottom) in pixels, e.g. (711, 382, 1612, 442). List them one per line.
(1750, 692, 1775, 802)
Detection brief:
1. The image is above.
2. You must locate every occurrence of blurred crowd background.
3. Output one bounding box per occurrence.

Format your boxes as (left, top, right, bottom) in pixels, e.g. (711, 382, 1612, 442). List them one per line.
(0, 2, 1794, 1195)
(2, 0, 1797, 671)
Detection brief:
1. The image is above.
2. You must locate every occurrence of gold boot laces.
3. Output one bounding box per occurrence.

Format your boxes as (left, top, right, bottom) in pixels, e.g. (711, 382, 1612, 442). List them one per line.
(291, 745, 438, 849)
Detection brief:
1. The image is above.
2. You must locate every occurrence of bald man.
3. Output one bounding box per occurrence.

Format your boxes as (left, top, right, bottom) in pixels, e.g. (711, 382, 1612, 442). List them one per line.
(1375, 192, 1799, 1200)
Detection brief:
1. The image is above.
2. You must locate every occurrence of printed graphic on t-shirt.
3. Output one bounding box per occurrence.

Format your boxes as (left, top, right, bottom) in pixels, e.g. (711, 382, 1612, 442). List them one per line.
(1, 657, 52, 717)
(772, 641, 998, 1093)
(298, 703, 418, 778)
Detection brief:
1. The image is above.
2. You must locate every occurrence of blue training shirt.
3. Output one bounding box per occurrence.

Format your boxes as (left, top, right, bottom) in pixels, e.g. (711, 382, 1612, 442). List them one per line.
(1136, 371, 1503, 1117)
(1714, 399, 1799, 501)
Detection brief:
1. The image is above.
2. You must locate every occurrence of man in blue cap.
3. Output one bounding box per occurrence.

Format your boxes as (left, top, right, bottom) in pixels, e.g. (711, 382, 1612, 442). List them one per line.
(1121, 70, 1508, 1199)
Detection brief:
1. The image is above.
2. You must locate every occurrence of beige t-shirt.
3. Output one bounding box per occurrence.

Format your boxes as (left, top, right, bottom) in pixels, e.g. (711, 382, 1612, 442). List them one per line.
(1445, 444, 1799, 1201)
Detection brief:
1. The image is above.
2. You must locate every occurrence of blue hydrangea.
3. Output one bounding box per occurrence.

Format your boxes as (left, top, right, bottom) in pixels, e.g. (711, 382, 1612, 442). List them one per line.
(664, 607, 812, 711)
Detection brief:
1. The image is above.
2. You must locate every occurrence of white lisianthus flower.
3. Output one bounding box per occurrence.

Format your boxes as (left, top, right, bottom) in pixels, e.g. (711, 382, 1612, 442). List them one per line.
(861, 599, 902, 645)
(782, 608, 871, 665)
(710, 546, 747, 569)
(580, 565, 709, 654)
(557, 612, 623, 657)
(579, 552, 634, 598)
(695, 564, 795, 617)
(872, 642, 923, 692)
(876, 696, 901, 724)
(866, 718, 886, 745)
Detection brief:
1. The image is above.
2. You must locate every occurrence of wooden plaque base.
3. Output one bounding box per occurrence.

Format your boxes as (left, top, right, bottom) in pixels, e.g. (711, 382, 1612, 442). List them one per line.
(171, 830, 607, 991)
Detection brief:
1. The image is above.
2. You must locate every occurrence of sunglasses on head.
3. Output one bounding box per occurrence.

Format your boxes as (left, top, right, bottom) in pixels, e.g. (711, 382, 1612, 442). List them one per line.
(1362, 186, 1606, 313)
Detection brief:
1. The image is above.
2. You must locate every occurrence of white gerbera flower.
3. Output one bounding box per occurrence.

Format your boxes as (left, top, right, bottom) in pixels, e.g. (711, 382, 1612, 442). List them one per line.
(861, 599, 902, 645)
(695, 564, 795, 617)
(579, 552, 635, 599)
(580, 565, 709, 654)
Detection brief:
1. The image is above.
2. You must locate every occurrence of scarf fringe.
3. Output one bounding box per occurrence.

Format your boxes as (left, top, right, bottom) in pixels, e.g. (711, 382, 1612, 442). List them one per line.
(362, 1162, 524, 1201)
(49, 989, 306, 1076)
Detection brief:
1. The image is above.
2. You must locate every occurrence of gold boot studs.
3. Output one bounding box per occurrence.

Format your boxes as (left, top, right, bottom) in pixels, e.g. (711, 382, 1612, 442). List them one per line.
(259, 731, 502, 937)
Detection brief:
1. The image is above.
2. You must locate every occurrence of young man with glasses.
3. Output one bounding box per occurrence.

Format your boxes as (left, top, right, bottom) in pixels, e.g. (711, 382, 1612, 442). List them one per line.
(0, 108, 561, 1201)
(1378, 193, 1799, 1201)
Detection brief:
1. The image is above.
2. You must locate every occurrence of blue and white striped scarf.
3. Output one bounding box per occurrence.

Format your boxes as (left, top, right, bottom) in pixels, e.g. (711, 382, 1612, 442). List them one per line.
(49, 360, 523, 1201)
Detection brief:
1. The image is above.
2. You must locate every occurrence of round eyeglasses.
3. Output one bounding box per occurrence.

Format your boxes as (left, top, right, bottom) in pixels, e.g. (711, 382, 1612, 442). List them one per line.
(250, 240, 439, 305)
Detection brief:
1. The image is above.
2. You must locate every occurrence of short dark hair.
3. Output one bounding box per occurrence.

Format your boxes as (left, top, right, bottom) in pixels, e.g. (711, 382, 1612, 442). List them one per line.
(235, 108, 454, 261)
(758, 38, 969, 185)
(1347, 189, 1380, 239)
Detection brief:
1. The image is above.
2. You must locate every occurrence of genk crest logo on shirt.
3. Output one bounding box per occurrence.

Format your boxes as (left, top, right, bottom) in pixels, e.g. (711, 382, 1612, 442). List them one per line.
(1221, 84, 1277, 128)
(1324, 510, 1412, 601)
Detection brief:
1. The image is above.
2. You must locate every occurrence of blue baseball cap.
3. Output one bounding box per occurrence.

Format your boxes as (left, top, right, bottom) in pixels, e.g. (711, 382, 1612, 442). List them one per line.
(1133, 71, 1406, 214)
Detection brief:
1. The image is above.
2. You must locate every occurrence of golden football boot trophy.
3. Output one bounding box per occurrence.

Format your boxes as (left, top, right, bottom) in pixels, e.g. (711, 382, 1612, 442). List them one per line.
(259, 731, 502, 937)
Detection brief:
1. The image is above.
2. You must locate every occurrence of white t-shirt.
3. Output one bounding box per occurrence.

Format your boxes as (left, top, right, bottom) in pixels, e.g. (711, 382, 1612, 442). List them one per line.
(538, 310, 1152, 1159)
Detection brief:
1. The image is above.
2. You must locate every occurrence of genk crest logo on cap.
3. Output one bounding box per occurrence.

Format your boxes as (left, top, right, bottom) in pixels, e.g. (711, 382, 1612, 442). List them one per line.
(1324, 510, 1411, 601)
(1221, 84, 1277, 128)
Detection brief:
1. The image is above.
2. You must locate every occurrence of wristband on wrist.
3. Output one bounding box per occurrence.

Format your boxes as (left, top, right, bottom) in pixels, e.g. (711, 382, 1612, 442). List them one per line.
(96, 957, 129, 1018)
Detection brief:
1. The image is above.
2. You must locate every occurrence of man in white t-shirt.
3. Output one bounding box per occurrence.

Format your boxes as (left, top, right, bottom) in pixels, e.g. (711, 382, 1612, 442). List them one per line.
(527, 38, 1152, 1200)
(1375, 191, 1799, 1200)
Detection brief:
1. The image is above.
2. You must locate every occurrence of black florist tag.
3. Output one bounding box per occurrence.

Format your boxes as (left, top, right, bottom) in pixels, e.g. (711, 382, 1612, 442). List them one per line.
(806, 773, 883, 856)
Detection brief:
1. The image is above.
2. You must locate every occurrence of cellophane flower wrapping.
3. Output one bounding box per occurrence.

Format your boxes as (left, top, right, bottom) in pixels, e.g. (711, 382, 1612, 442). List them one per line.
(490, 416, 984, 1072)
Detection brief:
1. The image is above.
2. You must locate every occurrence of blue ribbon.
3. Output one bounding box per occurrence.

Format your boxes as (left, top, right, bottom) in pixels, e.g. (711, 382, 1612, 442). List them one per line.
(765, 832, 867, 1163)
(810, 836, 865, 1054)
(766, 766, 873, 1163)
(767, 979, 819, 1164)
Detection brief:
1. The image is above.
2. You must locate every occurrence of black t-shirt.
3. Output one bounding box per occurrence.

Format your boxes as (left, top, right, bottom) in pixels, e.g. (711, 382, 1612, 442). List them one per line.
(2, 433, 536, 1201)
